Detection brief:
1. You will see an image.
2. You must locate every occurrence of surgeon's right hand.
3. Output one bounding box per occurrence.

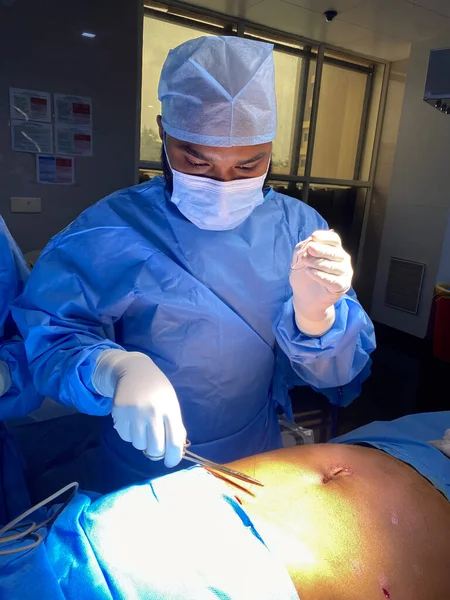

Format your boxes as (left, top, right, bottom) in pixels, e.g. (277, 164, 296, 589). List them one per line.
(92, 349, 186, 467)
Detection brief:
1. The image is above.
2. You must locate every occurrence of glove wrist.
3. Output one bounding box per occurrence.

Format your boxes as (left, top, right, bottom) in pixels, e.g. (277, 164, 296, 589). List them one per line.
(92, 349, 136, 397)
(293, 302, 336, 336)
(0, 360, 12, 397)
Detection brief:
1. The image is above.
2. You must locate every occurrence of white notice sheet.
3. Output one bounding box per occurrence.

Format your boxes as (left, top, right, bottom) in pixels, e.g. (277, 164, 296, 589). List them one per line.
(9, 88, 51, 122)
(54, 94, 92, 127)
(11, 120, 53, 154)
(55, 124, 93, 156)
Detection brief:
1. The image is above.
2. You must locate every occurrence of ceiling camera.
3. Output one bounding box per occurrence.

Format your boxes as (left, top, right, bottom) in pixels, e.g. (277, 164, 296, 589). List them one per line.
(324, 10, 338, 22)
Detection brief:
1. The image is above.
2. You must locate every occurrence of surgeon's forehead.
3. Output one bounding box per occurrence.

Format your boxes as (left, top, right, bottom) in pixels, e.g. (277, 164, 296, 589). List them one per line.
(168, 136, 272, 162)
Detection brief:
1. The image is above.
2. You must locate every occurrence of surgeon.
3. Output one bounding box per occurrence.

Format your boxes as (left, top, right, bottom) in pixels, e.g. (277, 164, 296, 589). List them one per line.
(13, 36, 375, 492)
(0, 217, 42, 523)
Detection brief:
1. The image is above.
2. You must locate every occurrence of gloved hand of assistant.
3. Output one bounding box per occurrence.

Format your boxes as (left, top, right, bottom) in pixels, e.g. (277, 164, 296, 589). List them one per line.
(290, 230, 353, 336)
(429, 429, 450, 458)
(92, 350, 186, 467)
(0, 360, 12, 397)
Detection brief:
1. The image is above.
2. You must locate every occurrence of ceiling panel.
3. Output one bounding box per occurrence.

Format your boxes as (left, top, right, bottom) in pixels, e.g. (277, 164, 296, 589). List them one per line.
(405, 0, 450, 19)
(285, 0, 367, 15)
(280, 0, 366, 14)
(172, 0, 250, 17)
(163, 0, 427, 60)
(345, 31, 412, 61)
(247, 0, 370, 44)
(159, 0, 261, 18)
(338, 0, 450, 42)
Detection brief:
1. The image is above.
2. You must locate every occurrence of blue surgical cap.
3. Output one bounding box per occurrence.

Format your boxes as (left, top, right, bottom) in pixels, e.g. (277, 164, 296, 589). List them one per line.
(158, 36, 277, 147)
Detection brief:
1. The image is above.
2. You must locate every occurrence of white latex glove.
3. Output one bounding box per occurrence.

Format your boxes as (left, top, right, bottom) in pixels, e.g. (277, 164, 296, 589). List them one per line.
(0, 360, 12, 397)
(92, 349, 186, 467)
(429, 429, 450, 458)
(290, 230, 353, 336)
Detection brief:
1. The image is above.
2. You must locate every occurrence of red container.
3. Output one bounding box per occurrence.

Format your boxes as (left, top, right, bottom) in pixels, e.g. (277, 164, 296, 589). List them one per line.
(433, 284, 450, 362)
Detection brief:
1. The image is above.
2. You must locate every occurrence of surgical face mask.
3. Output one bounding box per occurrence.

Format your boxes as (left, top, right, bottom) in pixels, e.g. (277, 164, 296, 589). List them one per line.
(165, 144, 268, 231)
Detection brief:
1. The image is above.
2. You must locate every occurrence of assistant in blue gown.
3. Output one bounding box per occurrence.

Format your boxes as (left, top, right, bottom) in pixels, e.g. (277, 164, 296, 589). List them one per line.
(0, 217, 42, 523)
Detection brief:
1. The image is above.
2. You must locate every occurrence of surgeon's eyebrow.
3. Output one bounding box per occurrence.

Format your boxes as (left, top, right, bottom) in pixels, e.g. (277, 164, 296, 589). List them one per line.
(181, 145, 267, 166)
(182, 145, 211, 162)
(236, 152, 267, 166)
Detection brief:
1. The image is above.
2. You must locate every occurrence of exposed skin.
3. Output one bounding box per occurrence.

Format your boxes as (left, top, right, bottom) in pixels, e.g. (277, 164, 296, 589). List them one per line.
(214, 444, 450, 600)
(156, 114, 272, 181)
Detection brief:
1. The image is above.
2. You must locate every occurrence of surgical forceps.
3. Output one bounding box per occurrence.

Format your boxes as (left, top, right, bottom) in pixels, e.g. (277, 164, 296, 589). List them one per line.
(143, 440, 264, 487)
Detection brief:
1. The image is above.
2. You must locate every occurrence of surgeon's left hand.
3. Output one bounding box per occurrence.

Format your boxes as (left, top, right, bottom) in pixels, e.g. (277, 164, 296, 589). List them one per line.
(290, 230, 353, 336)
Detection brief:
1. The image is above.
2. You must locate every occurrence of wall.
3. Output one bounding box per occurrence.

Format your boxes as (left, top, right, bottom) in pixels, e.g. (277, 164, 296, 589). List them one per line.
(356, 58, 408, 308)
(371, 34, 450, 337)
(0, 0, 142, 253)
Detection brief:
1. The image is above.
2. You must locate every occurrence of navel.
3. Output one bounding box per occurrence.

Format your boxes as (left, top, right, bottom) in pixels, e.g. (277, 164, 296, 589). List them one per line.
(322, 465, 353, 484)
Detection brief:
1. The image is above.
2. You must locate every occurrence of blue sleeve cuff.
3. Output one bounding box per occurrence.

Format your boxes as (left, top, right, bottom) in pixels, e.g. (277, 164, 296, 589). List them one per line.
(275, 294, 376, 389)
(316, 359, 373, 407)
(56, 342, 124, 416)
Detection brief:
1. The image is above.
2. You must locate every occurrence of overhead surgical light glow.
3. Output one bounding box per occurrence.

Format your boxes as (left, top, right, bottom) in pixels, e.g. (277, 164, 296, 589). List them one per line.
(82, 32, 96, 38)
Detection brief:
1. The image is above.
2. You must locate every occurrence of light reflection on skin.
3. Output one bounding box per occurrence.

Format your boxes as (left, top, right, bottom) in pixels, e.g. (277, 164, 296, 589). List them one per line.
(214, 443, 450, 600)
(217, 450, 367, 595)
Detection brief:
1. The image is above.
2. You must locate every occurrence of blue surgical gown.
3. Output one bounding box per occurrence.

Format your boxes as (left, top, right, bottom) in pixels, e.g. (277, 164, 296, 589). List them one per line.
(13, 177, 375, 489)
(0, 217, 42, 524)
(0, 216, 41, 420)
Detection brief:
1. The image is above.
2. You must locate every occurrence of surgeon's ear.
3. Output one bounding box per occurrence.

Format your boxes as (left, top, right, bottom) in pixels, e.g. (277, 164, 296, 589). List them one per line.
(156, 115, 164, 141)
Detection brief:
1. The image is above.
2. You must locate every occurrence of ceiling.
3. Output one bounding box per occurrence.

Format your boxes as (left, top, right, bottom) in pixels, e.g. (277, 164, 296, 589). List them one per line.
(176, 0, 450, 61)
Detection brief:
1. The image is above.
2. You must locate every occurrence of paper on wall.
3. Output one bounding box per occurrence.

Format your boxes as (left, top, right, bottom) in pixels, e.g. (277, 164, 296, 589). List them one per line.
(36, 155, 75, 185)
(55, 124, 93, 156)
(9, 88, 51, 122)
(11, 119, 53, 154)
(54, 94, 92, 127)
